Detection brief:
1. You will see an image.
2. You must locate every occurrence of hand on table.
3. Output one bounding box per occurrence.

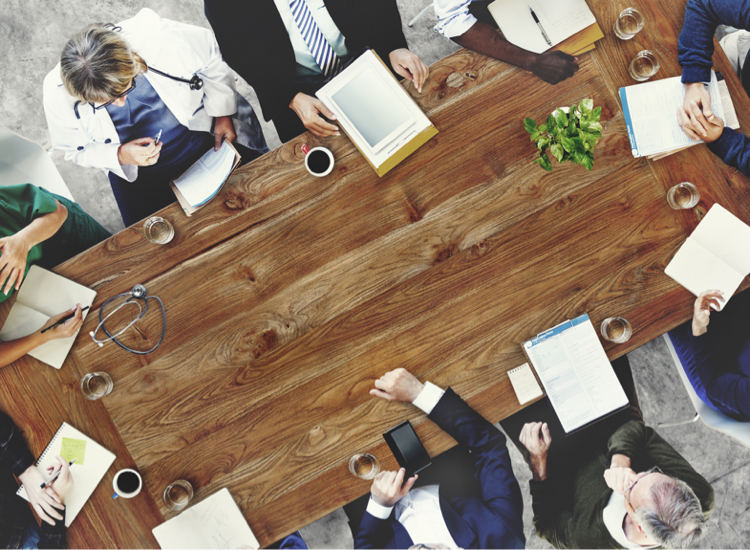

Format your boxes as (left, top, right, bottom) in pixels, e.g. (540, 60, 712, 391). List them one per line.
(692, 289, 725, 336)
(117, 137, 162, 166)
(46, 456, 74, 502)
(681, 82, 714, 139)
(529, 51, 579, 85)
(290, 93, 339, 138)
(18, 463, 65, 525)
(213, 116, 237, 150)
(370, 368, 424, 403)
(370, 468, 417, 507)
(519, 422, 551, 481)
(603, 466, 638, 494)
(389, 48, 429, 93)
(40, 304, 83, 341)
(678, 100, 724, 142)
(0, 233, 32, 295)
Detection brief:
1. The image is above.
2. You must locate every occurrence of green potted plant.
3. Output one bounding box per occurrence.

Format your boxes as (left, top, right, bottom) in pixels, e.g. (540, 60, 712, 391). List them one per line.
(523, 99, 602, 172)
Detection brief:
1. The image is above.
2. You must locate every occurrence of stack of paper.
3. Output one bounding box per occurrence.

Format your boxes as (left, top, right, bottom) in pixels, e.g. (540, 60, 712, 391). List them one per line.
(488, 0, 602, 56)
(619, 71, 740, 159)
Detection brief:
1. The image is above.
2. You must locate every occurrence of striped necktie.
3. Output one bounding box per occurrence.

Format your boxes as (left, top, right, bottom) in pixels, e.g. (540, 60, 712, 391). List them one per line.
(288, 0, 342, 77)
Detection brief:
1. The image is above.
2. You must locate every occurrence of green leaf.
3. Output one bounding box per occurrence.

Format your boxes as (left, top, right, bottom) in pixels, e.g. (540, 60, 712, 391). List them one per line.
(539, 124, 547, 133)
(571, 137, 585, 152)
(529, 130, 540, 142)
(524, 118, 538, 134)
(587, 121, 602, 133)
(580, 98, 594, 113)
(533, 152, 553, 171)
(553, 108, 568, 128)
(567, 124, 578, 136)
(546, 114, 556, 130)
(536, 137, 550, 151)
(569, 104, 578, 117)
(560, 136, 576, 153)
(581, 152, 594, 171)
(550, 143, 564, 162)
(591, 106, 602, 122)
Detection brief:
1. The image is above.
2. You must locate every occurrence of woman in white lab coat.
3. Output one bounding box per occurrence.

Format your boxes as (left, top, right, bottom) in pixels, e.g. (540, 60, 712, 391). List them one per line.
(43, 8, 268, 227)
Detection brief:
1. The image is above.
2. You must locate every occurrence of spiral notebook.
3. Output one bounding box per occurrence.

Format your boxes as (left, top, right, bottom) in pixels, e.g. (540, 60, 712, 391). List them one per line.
(17, 422, 115, 527)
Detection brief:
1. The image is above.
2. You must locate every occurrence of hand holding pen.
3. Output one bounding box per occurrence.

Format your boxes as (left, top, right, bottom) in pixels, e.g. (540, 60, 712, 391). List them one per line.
(41, 457, 76, 488)
(40, 304, 85, 339)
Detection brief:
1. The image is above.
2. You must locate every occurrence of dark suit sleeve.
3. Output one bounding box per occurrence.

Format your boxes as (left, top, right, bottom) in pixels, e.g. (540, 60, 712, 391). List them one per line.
(354, 509, 396, 549)
(0, 412, 35, 477)
(427, 388, 525, 546)
(38, 507, 66, 549)
(679, 0, 750, 83)
(705, 128, 750, 181)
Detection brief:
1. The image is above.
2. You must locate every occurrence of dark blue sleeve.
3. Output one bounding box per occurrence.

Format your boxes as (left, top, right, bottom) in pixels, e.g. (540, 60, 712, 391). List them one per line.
(706, 128, 750, 177)
(428, 389, 525, 547)
(0, 412, 35, 477)
(679, 0, 750, 83)
(353, 511, 395, 549)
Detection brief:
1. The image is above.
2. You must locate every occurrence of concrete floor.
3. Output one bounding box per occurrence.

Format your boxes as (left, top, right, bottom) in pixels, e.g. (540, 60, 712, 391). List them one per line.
(1, 1, 748, 548)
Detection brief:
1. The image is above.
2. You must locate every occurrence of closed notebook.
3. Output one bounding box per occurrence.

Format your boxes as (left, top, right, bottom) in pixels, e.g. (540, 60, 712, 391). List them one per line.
(17, 422, 116, 527)
(0, 265, 95, 369)
(152, 488, 259, 549)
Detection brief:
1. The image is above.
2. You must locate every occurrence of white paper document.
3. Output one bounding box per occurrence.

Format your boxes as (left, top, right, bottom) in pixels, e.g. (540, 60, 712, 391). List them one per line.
(665, 204, 750, 309)
(173, 141, 236, 207)
(507, 363, 544, 405)
(153, 488, 259, 550)
(488, 0, 596, 54)
(523, 315, 629, 433)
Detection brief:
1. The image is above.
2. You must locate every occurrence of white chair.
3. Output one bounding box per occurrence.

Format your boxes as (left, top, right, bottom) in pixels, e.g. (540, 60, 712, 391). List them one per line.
(408, 3, 434, 27)
(660, 333, 750, 448)
(0, 125, 73, 200)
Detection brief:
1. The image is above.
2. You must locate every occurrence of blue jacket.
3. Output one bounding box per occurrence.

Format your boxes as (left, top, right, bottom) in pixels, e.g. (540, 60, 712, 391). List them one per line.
(678, 0, 750, 176)
(354, 389, 525, 549)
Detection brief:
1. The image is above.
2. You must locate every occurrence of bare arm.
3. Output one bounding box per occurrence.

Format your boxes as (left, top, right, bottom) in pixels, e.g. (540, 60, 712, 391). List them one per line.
(452, 22, 579, 85)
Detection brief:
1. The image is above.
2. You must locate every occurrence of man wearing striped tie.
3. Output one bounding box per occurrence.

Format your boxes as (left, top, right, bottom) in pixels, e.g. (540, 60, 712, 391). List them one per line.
(204, 0, 429, 142)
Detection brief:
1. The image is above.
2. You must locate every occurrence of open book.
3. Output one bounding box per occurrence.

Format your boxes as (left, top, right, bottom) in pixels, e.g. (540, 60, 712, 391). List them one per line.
(619, 71, 740, 159)
(315, 49, 438, 177)
(152, 488, 259, 549)
(0, 265, 95, 369)
(17, 422, 115, 527)
(488, 0, 597, 55)
(170, 140, 241, 216)
(665, 204, 750, 309)
(523, 314, 629, 434)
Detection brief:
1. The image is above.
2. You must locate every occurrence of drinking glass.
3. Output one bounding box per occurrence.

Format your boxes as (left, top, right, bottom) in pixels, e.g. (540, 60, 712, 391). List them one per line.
(600, 317, 633, 344)
(614, 8, 645, 40)
(80, 372, 113, 400)
(667, 182, 700, 209)
(628, 51, 660, 81)
(349, 454, 379, 480)
(163, 479, 194, 511)
(143, 216, 174, 244)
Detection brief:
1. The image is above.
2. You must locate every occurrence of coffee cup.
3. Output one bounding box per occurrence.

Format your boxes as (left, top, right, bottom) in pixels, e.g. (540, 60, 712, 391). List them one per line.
(112, 468, 142, 499)
(301, 144, 334, 177)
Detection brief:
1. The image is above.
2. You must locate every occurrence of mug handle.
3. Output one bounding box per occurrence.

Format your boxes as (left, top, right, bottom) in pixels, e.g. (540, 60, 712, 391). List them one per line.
(113, 492, 119, 499)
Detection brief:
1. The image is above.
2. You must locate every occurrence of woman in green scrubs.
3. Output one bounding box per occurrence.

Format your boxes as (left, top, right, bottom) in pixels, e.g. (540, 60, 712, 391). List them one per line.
(0, 183, 110, 367)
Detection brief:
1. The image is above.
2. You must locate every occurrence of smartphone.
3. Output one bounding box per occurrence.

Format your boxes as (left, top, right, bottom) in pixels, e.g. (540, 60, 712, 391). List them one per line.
(383, 421, 431, 478)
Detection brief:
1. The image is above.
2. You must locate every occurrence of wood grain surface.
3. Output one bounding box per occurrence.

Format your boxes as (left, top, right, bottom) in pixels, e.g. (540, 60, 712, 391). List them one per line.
(1, 0, 749, 547)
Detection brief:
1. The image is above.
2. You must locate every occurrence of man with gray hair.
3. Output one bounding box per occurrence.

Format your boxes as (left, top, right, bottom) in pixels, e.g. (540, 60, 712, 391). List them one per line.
(519, 420, 713, 548)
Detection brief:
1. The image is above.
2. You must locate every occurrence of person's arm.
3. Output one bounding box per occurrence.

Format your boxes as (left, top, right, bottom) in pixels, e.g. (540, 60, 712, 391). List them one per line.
(0, 306, 83, 369)
(355, 469, 414, 549)
(38, 456, 73, 549)
(608, 421, 715, 520)
(0, 201, 67, 295)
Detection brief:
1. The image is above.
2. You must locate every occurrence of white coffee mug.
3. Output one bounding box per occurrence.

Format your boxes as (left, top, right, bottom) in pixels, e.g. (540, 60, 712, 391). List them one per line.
(112, 468, 142, 499)
(301, 144, 334, 177)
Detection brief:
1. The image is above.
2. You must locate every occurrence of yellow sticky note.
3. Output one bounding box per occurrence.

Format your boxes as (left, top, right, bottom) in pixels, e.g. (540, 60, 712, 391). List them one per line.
(61, 437, 87, 466)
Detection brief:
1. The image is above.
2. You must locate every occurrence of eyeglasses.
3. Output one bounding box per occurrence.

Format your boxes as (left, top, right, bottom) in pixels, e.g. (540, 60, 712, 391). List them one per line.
(93, 78, 137, 110)
(624, 466, 663, 510)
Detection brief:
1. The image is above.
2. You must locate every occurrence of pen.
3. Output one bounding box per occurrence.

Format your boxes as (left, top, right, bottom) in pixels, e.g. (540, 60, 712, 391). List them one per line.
(40, 459, 76, 489)
(153, 129, 162, 144)
(40, 306, 89, 334)
(529, 7, 552, 47)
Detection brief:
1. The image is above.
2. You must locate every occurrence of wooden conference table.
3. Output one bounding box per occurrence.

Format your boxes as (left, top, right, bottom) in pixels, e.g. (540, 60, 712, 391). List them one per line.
(3, 0, 750, 547)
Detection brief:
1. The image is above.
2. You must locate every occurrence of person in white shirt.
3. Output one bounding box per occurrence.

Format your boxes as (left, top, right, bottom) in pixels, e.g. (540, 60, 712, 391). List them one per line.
(433, 0, 579, 84)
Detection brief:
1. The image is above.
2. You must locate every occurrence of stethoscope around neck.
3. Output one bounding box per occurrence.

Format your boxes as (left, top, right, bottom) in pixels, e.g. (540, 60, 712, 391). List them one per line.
(73, 66, 203, 120)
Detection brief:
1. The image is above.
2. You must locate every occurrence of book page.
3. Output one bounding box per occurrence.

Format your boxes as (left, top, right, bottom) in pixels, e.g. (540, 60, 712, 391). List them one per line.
(173, 141, 236, 208)
(690, 204, 750, 275)
(153, 488, 259, 549)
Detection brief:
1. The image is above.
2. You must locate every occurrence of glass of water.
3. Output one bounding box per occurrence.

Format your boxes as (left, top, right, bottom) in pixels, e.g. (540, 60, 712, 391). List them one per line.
(349, 454, 379, 480)
(80, 372, 114, 400)
(143, 216, 174, 244)
(628, 50, 660, 81)
(163, 479, 194, 511)
(601, 317, 633, 344)
(667, 182, 700, 209)
(614, 8, 645, 40)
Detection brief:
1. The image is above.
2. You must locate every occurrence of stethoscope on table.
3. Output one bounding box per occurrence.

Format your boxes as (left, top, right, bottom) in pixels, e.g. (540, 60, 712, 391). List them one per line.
(89, 284, 166, 354)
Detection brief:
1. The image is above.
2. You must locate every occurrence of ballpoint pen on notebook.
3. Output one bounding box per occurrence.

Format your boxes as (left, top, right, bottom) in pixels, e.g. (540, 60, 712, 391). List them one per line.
(529, 6, 552, 46)
(40, 459, 76, 489)
(40, 306, 90, 334)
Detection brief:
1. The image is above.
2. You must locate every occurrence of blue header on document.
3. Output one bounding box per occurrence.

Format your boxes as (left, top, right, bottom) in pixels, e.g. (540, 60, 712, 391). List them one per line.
(525, 314, 589, 348)
(618, 87, 639, 158)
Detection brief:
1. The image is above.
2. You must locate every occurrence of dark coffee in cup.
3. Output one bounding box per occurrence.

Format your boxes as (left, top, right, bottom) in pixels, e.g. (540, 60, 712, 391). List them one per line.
(307, 150, 332, 174)
(117, 471, 140, 493)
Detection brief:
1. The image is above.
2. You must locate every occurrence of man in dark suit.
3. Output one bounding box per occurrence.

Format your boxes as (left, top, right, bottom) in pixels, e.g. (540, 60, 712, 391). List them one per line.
(348, 368, 525, 549)
(203, 0, 429, 142)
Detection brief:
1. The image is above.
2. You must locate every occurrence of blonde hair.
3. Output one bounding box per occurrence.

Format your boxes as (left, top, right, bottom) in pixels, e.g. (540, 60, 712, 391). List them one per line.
(60, 24, 148, 103)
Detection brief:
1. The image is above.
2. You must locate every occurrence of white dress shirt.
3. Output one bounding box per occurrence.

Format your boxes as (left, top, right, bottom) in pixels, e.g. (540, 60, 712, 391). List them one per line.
(365, 382, 457, 548)
(602, 492, 658, 549)
(434, 0, 480, 39)
(272, 0, 349, 77)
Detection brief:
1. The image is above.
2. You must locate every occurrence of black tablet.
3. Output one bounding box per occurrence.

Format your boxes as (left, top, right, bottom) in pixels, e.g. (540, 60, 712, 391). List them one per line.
(383, 421, 431, 478)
